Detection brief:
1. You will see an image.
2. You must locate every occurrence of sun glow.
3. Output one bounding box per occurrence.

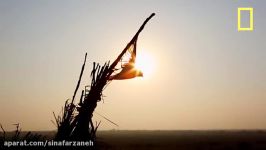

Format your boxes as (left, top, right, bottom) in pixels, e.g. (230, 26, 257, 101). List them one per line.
(135, 50, 155, 78)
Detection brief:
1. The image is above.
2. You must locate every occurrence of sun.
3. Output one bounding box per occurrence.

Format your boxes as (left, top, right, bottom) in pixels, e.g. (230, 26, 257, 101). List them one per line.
(135, 50, 155, 78)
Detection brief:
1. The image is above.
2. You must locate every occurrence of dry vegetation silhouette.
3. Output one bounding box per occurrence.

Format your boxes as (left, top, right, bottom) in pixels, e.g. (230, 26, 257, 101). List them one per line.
(53, 13, 155, 142)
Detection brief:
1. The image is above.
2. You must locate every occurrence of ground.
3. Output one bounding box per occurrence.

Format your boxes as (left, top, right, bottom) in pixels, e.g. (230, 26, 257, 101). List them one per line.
(96, 130, 266, 150)
(1, 130, 266, 149)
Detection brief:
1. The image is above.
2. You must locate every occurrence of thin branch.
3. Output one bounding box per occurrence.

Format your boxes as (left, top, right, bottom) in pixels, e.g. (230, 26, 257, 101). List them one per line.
(0, 123, 6, 140)
(95, 112, 119, 127)
(72, 53, 87, 103)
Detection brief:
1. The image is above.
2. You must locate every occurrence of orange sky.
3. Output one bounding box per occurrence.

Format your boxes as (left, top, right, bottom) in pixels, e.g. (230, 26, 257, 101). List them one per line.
(0, 0, 265, 131)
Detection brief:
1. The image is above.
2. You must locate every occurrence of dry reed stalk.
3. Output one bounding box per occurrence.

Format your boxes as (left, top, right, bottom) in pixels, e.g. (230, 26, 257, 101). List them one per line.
(54, 13, 155, 141)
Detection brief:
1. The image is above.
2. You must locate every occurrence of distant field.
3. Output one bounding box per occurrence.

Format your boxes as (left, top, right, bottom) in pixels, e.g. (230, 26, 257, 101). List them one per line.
(1, 130, 266, 149)
(96, 130, 266, 150)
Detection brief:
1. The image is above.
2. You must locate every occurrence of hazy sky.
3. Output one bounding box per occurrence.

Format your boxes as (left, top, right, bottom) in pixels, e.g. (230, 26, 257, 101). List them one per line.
(0, 0, 265, 131)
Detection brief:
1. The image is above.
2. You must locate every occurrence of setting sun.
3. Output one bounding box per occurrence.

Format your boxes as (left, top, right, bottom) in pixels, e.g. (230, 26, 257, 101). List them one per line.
(135, 50, 155, 78)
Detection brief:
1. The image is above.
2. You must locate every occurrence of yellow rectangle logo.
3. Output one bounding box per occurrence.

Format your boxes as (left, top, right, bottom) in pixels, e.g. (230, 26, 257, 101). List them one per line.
(238, 7, 254, 31)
